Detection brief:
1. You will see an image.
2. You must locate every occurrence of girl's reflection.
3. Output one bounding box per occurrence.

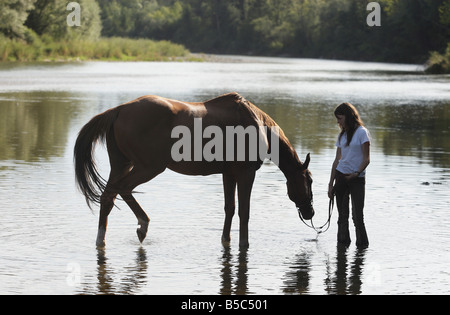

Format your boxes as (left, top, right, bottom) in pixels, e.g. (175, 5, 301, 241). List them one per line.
(326, 245, 367, 295)
(282, 245, 367, 295)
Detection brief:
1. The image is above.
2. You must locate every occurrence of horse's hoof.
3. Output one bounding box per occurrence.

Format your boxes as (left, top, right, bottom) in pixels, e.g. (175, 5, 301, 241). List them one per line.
(137, 229, 147, 243)
(96, 227, 106, 248)
(221, 236, 231, 246)
(239, 242, 249, 248)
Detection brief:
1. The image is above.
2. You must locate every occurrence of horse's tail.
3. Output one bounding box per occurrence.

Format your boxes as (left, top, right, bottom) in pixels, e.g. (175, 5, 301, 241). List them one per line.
(74, 106, 121, 209)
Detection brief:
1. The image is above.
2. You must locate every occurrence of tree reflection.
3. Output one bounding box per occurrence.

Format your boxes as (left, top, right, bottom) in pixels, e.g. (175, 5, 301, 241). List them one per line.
(1, 91, 448, 169)
(257, 98, 450, 168)
(367, 103, 450, 168)
(0, 92, 78, 162)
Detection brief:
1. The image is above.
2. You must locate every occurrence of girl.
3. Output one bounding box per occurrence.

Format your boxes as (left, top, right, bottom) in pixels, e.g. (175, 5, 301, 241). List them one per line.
(328, 103, 371, 248)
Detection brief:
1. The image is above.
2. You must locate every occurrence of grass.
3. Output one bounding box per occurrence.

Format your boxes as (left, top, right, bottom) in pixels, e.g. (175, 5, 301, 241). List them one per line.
(0, 36, 199, 62)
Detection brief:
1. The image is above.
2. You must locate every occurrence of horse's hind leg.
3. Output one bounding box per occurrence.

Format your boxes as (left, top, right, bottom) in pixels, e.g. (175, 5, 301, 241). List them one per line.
(96, 133, 133, 247)
(96, 189, 117, 247)
(118, 165, 166, 243)
(120, 193, 150, 243)
(96, 163, 131, 247)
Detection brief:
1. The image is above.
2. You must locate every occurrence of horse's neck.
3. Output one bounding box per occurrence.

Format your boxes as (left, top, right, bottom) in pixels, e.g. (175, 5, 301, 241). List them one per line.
(277, 137, 302, 180)
(250, 103, 302, 178)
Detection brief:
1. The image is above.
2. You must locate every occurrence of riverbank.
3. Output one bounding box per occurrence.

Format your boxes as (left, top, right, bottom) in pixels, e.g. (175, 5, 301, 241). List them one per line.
(2, 34, 447, 75)
(0, 36, 199, 62)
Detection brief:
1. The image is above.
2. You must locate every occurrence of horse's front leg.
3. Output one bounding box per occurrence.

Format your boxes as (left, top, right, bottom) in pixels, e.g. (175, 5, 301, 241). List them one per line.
(222, 173, 237, 245)
(237, 170, 256, 248)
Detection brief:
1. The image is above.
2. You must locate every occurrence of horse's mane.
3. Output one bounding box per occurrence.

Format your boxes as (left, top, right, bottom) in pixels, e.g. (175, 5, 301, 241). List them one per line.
(227, 93, 302, 170)
(208, 92, 278, 128)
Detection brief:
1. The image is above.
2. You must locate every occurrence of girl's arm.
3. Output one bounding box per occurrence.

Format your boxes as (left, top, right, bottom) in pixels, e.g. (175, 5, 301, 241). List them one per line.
(358, 141, 371, 174)
(328, 147, 341, 198)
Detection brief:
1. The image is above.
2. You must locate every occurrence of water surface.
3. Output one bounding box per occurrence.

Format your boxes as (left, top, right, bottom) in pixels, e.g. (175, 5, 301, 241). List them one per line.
(0, 57, 449, 294)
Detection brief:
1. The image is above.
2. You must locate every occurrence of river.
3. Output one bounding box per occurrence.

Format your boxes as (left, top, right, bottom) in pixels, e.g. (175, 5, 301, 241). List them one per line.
(0, 56, 449, 294)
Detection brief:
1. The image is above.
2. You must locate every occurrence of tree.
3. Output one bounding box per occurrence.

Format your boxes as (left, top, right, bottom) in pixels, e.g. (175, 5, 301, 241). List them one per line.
(97, 0, 146, 37)
(133, 1, 183, 40)
(26, 0, 101, 41)
(0, 0, 37, 39)
(69, 0, 102, 40)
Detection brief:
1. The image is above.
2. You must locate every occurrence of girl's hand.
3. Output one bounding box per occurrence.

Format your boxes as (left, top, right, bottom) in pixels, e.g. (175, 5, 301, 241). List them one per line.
(345, 173, 359, 181)
(328, 184, 335, 199)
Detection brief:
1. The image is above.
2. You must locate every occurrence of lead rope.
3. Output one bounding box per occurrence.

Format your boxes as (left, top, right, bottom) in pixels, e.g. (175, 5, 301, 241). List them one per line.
(299, 196, 334, 235)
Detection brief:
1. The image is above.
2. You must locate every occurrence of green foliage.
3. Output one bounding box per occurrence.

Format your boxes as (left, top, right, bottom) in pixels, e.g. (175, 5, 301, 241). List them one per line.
(93, 0, 450, 63)
(426, 43, 450, 74)
(1, 0, 449, 64)
(0, 0, 37, 39)
(440, 0, 450, 26)
(0, 0, 189, 62)
(0, 36, 189, 62)
(25, 0, 101, 41)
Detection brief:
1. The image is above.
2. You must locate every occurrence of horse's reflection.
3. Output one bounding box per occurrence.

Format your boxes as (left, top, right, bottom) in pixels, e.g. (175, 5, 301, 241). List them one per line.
(220, 245, 250, 295)
(79, 243, 367, 295)
(80, 247, 148, 295)
(282, 251, 311, 294)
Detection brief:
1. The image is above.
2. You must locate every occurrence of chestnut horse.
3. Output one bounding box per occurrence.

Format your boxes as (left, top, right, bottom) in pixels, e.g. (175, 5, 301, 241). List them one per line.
(74, 93, 314, 247)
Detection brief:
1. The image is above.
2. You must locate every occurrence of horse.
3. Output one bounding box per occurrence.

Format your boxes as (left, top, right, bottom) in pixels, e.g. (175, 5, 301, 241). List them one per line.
(74, 92, 314, 248)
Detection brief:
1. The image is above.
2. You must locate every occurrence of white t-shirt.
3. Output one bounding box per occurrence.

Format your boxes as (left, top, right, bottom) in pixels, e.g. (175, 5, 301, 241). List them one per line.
(335, 126, 371, 177)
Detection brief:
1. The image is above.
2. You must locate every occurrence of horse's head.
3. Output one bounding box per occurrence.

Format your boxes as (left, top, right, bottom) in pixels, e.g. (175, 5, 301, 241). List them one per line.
(287, 153, 315, 220)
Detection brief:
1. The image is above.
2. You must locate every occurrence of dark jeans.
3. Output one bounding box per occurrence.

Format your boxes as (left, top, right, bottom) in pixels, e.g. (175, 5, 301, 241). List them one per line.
(334, 171, 369, 248)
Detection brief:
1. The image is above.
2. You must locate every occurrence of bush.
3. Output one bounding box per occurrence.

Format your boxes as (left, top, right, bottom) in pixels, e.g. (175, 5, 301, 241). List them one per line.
(426, 43, 450, 74)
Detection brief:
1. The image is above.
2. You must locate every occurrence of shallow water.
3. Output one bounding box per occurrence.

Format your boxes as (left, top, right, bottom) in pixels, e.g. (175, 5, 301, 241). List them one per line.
(0, 57, 449, 295)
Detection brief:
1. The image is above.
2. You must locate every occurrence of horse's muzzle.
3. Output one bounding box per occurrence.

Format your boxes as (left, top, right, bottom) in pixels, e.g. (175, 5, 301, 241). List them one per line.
(297, 205, 315, 220)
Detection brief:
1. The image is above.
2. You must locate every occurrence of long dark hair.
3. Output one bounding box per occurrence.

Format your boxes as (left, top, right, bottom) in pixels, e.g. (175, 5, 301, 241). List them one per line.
(334, 102, 364, 146)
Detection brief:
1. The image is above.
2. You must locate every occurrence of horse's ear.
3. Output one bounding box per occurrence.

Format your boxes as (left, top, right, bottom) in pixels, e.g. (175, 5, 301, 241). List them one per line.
(303, 153, 311, 170)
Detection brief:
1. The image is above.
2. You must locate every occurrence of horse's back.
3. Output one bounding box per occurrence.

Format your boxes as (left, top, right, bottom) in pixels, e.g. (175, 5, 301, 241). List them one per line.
(118, 92, 257, 123)
(112, 96, 177, 166)
(112, 93, 266, 172)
